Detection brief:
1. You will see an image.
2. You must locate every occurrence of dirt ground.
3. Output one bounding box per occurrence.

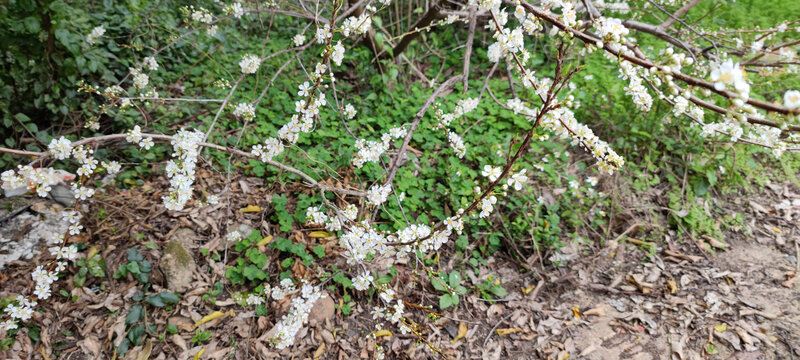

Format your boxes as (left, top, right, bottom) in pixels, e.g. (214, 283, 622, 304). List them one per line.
(0, 168, 798, 359)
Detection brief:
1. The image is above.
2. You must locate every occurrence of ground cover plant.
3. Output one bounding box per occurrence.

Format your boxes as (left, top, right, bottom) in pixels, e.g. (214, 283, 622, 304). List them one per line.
(0, 0, 799, 358)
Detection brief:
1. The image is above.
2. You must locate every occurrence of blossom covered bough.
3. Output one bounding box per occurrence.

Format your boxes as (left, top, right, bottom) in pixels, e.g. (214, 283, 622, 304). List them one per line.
(1, 0, 800, 357)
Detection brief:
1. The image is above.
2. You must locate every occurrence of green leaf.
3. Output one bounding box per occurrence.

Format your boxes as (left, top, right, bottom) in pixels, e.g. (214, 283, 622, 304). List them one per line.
(127, 248, 143, 262)
(166, 324, 178, 334)
(243, 264, 266, 281)
(126, 305, 144, 325)
(127, 324, 145, 346)
(145, 294, 165, 308)
(430, 275, 447, 292)
(448, 271, 462, 287)
(439, 293, 458, 309)
(159, 292, 180, 304)
(313, 245, 326, 258)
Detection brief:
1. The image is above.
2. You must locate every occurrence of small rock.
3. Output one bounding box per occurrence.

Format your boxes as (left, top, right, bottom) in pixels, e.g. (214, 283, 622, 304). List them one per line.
(229, 222, 255, 238)
(159, 241, 196, 292)
(445, 325, 459, 338)
(170, 227, 198, 249)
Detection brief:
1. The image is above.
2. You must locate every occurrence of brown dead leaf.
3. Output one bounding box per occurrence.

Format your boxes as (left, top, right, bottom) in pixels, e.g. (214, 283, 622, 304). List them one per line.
(667, 279, 678, 294)
(314, 343, 325, 359)
(239, 205, 261, 213)
(583, 305, 605, 318)
(496, 328, 524, 336)
(451, 322, 467, 343)
(172, 334, 188, 351)
(572, 306, 581, 319)
(135, 339, 152, 360)
(79, 336, 102, 357)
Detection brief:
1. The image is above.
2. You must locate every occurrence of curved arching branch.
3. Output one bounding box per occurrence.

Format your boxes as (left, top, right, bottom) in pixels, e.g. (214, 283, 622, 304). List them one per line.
(513, 0, 800, 131)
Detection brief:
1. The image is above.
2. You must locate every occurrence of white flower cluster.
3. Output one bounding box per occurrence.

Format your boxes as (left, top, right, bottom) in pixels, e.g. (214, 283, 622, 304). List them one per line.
(339, 221, 389, 264)
(366, 183, 392, 206)
(292, 34, 306, 47)
(271, 282, 325, 349)
(143, 56, 158, 71)
(595, 17, 629, 45)
(232, 102, 255, 120)
(86, 25, 105, 45)
(659, 47, 693, 75)
(784, 90, 800, 109)
(506, 169, 528, 191)
(48, 136, 72, 160)
(162, 129, 204, 211)
(102, 160, 122, 175)
(239, 54, 261, 74)
(447, 131, 466, 158)
(70, 145, 99, 178)
(353, 272, 374, 291)
(2, 236, 81, 331)
(331, 41, 345, 66)
(432, 98, 479, 158)
(341, 14, 372, 37)
(315, 24, 332, 44)
(352, 127, 407, 168)
(509, 99, 624, 174)
(129, 68, 149, 89)
(619, 62, 653, 112)
(224, 2, 246, 18)
(343, 103, 357, 119)
(482, 165, 502, 182)
(307, 203, 358, 232)
(250, 137, 284, 162)
(479, 195, 497, 218)
(277, 73, 328, 144)
(710, 59, 750, 103)
(190, 6, 213, 24)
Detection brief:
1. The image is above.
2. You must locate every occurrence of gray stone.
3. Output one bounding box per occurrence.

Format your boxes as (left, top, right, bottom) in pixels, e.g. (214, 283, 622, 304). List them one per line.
(159, 240, 196, 292)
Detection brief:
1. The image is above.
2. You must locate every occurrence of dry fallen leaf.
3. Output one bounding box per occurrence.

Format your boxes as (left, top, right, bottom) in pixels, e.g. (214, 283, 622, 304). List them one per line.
(714, 324, 728, 333)
(314, 343, 325, 359)
(375, 330, 392, 337)
(195, 311, 226, 328)
(239, 205, 261, 213)
(135, 339, 153, 360)
(451, 322, 467, 343)
(309, 231, 332, 238)
(522, 284, 536, 295)
(194, 348, 206, 360)
(496, 328, 524, 336)
(583, 305, 605, 318)
(667, 280, 678, 294)
(256, 235, 273, 246)
(572, 306, 582, 319)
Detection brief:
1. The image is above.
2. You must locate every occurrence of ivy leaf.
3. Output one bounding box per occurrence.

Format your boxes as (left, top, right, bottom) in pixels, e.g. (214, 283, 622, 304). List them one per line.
(126, 304, 143, 325)
(145, 294, 165, 308)
(159, 292, 180, 304)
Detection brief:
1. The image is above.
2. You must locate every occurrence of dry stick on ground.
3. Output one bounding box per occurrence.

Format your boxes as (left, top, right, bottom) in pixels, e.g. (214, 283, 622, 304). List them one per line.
(483, 313, 514, 347)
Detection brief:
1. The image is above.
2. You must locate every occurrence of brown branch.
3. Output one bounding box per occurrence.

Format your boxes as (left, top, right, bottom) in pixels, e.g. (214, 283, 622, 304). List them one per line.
(659, 0, 702, 30)
(380, 0, 447, 59)
(462, 5, 478, 93)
